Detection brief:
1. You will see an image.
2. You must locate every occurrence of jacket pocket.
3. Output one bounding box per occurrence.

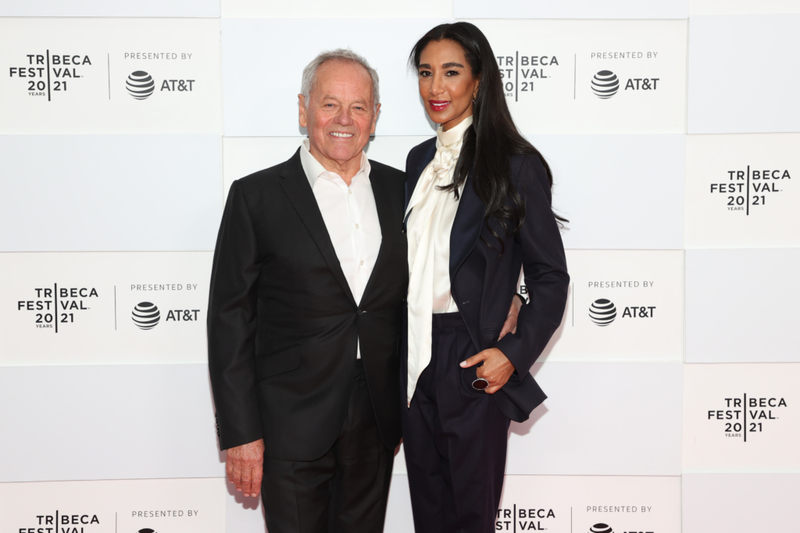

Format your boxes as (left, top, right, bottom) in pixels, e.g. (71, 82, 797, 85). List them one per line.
(482, 328, 501, 347)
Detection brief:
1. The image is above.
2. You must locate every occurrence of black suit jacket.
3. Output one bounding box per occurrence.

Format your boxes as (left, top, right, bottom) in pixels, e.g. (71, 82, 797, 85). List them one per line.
(405, 139, 569, 422)
(208, 149, 407, 461)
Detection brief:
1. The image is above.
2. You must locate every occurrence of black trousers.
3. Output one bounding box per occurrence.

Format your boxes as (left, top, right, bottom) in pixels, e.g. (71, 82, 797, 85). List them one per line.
(261, 360, 393, 533)
(401, 313, 510, 533)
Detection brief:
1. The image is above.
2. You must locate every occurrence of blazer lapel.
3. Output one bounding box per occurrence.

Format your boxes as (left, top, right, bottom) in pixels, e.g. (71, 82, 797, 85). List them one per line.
(407, 138, 483, 282)
(449, 174, 484, 281)
(404, 139, 437, 218)
(279, 149, 356, 307)
(361, 163, 395, 301)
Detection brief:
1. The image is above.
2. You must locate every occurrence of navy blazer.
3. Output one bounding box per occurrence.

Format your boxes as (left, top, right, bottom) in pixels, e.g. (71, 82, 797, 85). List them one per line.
(405, 138, 569, 422)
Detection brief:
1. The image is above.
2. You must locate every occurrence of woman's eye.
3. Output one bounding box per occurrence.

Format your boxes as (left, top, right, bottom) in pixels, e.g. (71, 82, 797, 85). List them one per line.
(446, 70, 459, 76)
(418, 70, 431, 78)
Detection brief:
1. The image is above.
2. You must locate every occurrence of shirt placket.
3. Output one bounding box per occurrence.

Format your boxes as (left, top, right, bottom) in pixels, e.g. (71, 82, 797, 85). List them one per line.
(347, 179, 365, 299)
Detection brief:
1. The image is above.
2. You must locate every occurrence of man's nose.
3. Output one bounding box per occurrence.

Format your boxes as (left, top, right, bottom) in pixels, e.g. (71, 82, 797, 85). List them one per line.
(335, 107, 353, 125)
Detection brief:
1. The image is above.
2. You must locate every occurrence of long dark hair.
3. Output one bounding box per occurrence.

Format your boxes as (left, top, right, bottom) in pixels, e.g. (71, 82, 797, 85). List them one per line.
(411, 22, 564, 248)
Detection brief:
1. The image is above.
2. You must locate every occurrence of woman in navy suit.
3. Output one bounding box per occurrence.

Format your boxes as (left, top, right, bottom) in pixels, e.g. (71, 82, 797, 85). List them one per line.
(402, 22, 570, 532)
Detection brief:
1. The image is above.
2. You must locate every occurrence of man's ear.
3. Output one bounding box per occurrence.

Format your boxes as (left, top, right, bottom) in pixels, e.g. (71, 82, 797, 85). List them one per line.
(298, 94, 308, 128)
(370, 103, 381, 135)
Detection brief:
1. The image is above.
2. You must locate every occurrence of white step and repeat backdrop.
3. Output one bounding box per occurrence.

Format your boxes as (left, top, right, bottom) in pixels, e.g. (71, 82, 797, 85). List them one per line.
(1, 1, 798, 532)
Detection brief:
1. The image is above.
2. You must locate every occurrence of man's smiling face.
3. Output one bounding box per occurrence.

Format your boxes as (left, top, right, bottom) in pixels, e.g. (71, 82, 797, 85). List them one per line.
(299, 60, 379, 178)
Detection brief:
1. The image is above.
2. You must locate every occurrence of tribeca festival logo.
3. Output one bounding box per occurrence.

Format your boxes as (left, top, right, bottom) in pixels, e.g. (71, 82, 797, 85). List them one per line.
(18, 510, 101, 533)
(496, 506, 556, 531)
(497, 52, 561, 101)
(8, 51, 92, 100)
(707, 393, 789, 442)
(17, 285, 99, 332)
(708, 166, 792, 216)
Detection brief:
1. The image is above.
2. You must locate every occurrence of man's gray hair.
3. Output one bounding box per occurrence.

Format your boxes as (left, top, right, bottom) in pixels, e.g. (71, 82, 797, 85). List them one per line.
(300, 49, 380, 110)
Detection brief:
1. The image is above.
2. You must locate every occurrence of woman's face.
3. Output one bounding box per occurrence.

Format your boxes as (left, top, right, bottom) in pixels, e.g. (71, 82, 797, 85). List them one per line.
(417, 39, 479, 131)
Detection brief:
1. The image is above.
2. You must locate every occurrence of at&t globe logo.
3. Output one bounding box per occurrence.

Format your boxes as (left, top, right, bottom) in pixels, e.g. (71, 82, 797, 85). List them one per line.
(132, 302, 160, 330)
(589, 298, 617, 326)
(591, 70, 619, 99)
(590, 524, 613, 533)
(126, 71, 155, 100)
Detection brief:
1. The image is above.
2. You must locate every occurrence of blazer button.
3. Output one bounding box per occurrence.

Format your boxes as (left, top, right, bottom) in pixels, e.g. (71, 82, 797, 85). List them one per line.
(357, 308, 366, 315)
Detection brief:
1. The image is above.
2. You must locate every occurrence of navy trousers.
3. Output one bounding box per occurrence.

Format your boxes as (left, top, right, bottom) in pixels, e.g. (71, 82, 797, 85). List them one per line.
(401, 313, 510, 533)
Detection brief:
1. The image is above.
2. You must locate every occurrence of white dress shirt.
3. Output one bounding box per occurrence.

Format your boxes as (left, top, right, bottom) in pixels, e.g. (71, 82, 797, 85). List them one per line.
(300, 139, 382, 358)
(405, 116, 472, 404)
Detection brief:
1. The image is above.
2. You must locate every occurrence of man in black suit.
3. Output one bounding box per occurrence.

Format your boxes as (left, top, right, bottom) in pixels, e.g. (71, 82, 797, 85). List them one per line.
(207, 49, 406, 533)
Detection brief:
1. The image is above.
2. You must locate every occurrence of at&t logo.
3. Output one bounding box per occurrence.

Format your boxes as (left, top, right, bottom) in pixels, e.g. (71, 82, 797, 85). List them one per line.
(132, 301, 200, 330)
(125, 70, 195, 100)
(591, 70, 660, 99)
(591, 71, 619, 99)
(589, 298, 617, 326)
(126, 71, 155, 100)
(132, 302, 160, 329)
(589, 299, 656, 326)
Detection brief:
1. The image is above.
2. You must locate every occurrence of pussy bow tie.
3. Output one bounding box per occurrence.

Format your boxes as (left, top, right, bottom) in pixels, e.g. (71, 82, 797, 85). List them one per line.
(431, 144, 458, 182)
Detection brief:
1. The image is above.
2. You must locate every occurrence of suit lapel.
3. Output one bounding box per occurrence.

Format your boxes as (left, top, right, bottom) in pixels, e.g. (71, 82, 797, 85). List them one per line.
(361, 163, 395, 301)
(406, 138, 483, 281)
(279, 149, 356, 307)
(404, 139, 437, 219)
(449, 173, 484, 280)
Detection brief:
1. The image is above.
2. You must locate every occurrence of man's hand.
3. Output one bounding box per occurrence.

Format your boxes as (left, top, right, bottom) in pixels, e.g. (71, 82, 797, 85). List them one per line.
(226, 439, 265, 497)
(460, 348, 516, 395)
